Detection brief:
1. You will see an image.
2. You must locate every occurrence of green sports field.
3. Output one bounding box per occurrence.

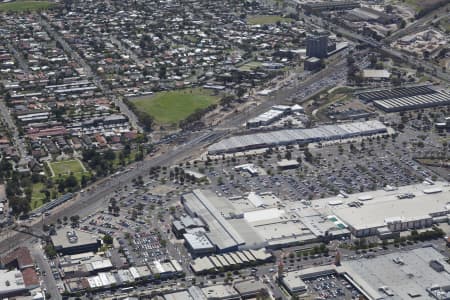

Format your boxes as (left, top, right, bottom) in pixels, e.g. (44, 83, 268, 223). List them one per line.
(247, 15, 293, 25)
(0, 1, 56, 12)
(48, 159, 86, 179)
(131, 88, 219, 124)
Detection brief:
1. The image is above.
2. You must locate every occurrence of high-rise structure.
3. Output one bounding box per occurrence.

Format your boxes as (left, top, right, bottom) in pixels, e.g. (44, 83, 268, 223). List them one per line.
(306, 33, 328, 58)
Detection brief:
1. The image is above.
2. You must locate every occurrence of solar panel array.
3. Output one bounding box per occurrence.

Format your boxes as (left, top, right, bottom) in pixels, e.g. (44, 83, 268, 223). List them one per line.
(373, 91, 450, 112)
(358, 86, 436, 102)
(208, 120, 387, 154)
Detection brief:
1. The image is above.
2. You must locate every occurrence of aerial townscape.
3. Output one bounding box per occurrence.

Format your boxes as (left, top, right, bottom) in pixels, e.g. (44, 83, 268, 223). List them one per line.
(0, 0, 449, 299)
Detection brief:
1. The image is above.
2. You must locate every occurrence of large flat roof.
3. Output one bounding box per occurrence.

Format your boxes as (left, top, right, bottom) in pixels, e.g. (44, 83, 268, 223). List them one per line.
(342, 247, 450, 299)
(0, 270, 26, 295)
(183, 190, 245, 251)
(201, 284, 239, 299)
(282, 270, 307, 293)
(51, 228, 99, 249)
(326, 182, 450, 230)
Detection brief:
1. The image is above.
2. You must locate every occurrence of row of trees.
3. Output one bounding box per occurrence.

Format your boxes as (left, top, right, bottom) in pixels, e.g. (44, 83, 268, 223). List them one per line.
(179, 104, 218, 130)
(123, 98, 154, 131)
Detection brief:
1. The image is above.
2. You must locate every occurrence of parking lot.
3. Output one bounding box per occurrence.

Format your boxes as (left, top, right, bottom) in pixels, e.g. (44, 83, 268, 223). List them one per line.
(303, 274, 363, 300)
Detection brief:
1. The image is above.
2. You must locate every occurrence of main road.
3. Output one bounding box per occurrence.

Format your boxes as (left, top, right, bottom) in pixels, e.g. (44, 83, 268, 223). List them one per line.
(0, 129, 226, 253)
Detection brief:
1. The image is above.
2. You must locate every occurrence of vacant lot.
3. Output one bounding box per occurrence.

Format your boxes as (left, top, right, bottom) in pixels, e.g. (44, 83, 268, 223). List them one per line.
(48, 159, 86, 179)
(0, 1, 56, 12)
(131, 88, 219, 124)
(247, 15, 293, 25)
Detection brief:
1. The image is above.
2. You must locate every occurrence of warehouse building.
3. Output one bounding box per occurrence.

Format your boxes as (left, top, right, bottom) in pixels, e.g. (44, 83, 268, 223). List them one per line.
(303, 1, 360, 13)
(358, 85, 436, 102)
(373, 91, 450, 112)
(208, 120, 388, 154)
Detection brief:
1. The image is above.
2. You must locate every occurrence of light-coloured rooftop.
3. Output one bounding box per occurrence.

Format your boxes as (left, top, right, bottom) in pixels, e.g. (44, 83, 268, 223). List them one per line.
(324, 181, 450, 231)
(201, 284, 239, 299)
(342, 247, 450, 300)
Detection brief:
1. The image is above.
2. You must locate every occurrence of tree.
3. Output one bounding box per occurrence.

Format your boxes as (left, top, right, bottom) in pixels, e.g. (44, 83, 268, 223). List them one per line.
(65, 174, 78, 189)
(70, 215, 80, 227)
(44, 244, 57, 258)
(104, 149, 116, 161)
(103, 234, 113, 245)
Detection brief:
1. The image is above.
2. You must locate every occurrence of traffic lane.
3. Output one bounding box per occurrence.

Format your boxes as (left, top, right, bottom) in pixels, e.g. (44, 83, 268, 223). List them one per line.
(31, 245, 62, 300)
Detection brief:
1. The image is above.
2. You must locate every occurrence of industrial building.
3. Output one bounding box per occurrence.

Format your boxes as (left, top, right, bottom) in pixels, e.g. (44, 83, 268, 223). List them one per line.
(208, 120, 388, 154)
(346, 7, 398, 24)
(358, 85, 436, 102)
(373, 91, 450, 112)
(303, 1, 360, 13)
(51, 228, 101, 255)
(316, 181, 450, 237)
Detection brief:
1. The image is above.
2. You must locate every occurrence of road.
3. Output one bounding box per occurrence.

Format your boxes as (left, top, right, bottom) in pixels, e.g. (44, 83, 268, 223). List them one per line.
(0, 36, 352, 253)
(219, 55, 349, 129)
(0, 95, 28, 160)
(385, 3, 450, 43)
(0, 129, 226, 253)
(31, 243, 62, 300)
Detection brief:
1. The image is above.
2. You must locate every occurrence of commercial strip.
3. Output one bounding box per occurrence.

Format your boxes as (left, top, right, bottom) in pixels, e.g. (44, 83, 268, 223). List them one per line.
(208, 120, 388, 154)
(162, 281, 268, 300)
(190, 248, 273, 274)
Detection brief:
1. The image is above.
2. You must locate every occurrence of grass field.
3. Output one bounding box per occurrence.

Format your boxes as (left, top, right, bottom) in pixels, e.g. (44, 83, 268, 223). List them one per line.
(0, 1, 56, 12)
(239, 61, 262, 72)
(247, 15, 293, 25)
(31, 182, 46, 210)
(131, 88, 219, 124)
(48, 159, 87, 180)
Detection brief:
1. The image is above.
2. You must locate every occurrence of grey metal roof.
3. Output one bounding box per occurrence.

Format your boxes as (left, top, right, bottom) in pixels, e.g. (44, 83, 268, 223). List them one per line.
(208, 120, 387, 154)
